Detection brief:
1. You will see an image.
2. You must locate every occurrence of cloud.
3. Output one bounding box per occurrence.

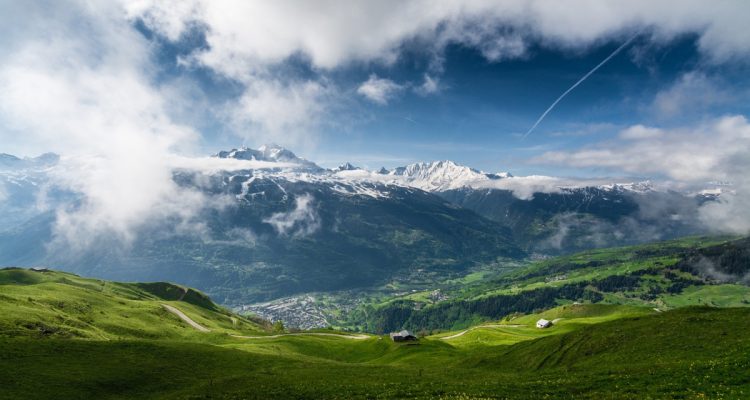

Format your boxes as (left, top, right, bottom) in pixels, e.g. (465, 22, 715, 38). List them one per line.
(534, 115, 750, 182)
(229, 79, 337, 144)
(0, 2, 213, 248)
(168, 155, 297, 172)
(127, 1, 750, 70)
(118, 0, 750, 148)
(697, 150, 750, 234)
(263, 194, 321, 237)
(2, 0, 750, 248)
(652, 72, 734, 118)
(415, 74, 441, 95)
(357, 74, 404, 105)
(122, 0, 750, 146)
(619, 125, 663, 140)
(533, 115, 750, 234)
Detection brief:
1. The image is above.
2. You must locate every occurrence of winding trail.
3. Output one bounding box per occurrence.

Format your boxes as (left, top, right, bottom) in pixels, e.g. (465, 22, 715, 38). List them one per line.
(231, 332, 370, 340)
(440, 324, 524, 340)
(162, 304, 211, 332)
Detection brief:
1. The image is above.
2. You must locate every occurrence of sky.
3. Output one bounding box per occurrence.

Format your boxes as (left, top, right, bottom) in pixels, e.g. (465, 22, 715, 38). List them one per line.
(1, 0, 750, 180)
(2, 0, 750, 244)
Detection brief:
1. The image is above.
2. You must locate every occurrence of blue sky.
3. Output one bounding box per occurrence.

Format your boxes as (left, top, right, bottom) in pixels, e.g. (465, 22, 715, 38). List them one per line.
(1, 1, 750, 181)
(129, 8, 750, 178)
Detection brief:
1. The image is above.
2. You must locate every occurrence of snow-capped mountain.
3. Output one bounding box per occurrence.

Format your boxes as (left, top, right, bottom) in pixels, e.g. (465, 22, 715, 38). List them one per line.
(596, 181, 654, 194)
(211, 145, 519, 193)
(384, 160, 512, 192)
(335, 162, 360, 172)
(0, 152, 59, 170)
(214, 144, 323, 172)
(213, 145, 664, 197)
(0, 145, 722, 304)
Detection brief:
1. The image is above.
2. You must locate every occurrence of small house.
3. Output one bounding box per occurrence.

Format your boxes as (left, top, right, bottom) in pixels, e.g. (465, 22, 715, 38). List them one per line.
(30, 267, 50, 272)
(536, 319, 552, 329)
(390, 329, 417, 342)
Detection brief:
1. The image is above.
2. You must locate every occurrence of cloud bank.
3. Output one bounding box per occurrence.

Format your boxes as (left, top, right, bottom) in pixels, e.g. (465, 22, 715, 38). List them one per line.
(2, 0, 750, 249)
(263, 194, 321, 237)
(534, 115, 750, 233)
(125, 0, 750, 145)
(129, 0, 750, 70)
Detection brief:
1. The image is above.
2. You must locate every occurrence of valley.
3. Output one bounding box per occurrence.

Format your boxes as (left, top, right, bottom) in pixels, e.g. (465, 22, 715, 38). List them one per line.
(2, 236, 750, 398)
(3, 4, 750, 398)
(0, 145, 724, 317)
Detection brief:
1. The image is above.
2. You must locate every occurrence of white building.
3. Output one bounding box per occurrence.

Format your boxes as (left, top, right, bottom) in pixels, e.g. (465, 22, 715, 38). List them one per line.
(536, 319, 552, 329)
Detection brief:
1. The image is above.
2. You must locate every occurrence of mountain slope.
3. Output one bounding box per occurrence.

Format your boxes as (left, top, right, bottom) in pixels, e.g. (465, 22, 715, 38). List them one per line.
(1, 305, 747, 399)
(356, 236, 750, 332)
(0, 145, 719, 306)
(0, 159, 523, 304)
(440, 186, 710, 253)
(0, 268, 266, 339)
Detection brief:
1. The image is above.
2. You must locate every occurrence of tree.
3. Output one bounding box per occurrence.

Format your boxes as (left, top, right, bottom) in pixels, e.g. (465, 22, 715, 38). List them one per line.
(272, 320, 285, 333)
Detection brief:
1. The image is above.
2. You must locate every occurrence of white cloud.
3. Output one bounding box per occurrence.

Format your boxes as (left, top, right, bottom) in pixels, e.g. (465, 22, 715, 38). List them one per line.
(263, 194, 320, 237)
(0, 2, 206, 247)
(119, 0, 750, 144)
(168, 155, 297, 172)
(535, 115, 750, 182)
(229, 79, 336, 144)
(533, 115, 750, 234)
(2, 0, 750, 246)
(357, 74, 404, 105)
(127, 1, 750, 71)
(697, 150, 750, 234)
(652, 72, 734, 118)
(415, 74, 440, 95)
(619, 125, 663, 140)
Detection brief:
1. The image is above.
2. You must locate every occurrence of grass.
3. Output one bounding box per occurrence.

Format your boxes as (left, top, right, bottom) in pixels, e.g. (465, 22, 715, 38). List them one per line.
(354, 235, 750, 333)
(430, 304, 654, 348)
(2, 306, 749, 399)
(3, 237, 750, 399)
(0, 268, 265, 341)
(662, 284, 750, 308)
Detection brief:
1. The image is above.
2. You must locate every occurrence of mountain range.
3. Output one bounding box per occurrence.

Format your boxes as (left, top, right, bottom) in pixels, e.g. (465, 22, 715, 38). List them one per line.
(0, 144, 720, 304)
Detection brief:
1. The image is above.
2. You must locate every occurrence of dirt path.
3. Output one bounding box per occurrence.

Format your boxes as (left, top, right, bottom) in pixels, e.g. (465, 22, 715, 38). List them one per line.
(440, 324, 524, 340)
(231, 332, 370, 340)
(162, 304, 211, 332)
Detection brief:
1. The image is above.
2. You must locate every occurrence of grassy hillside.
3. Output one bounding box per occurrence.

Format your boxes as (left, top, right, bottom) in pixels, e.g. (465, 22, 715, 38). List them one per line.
(358, 236, 750, 332)
(1, 302, 748, 398)
(0, 268, 266, 340)
(2, 267, 750, 398)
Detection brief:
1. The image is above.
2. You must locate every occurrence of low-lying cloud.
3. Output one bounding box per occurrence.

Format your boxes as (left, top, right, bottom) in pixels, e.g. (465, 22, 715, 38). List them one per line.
(2, 0, 750, 252)
(263, 194, 321, 237)
(534, 115, 750, 234)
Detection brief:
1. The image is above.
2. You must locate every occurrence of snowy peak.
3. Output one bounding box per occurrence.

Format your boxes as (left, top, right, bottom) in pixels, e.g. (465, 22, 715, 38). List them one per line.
(335, 162, 360, 172)
(214, 144, 323, 171)
(386, 160, 508, 192)
(256, 143, 299, 163)
(0, 152, 59, 170)
(597, 181, 654, 194)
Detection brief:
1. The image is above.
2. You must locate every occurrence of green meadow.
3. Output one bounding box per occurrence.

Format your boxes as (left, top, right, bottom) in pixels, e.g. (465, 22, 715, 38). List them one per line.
(2, 265, 750, 399)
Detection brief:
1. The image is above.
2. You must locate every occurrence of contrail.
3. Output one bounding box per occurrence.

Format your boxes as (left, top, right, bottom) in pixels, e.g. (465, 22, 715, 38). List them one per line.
(522, 33, 640, 139)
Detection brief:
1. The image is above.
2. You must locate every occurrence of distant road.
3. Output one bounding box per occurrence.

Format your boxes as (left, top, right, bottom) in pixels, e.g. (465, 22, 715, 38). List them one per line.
(440, 324, 523, 340)
(231, 332, 370, 340)
(162, 304, 211, 332)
